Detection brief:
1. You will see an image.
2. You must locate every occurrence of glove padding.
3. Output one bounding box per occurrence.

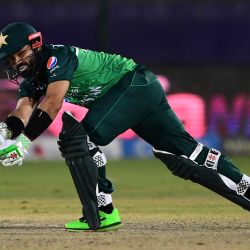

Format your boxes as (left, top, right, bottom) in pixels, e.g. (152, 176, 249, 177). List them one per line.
(0, 140, 26, 167)
(0, 122, 12, 144)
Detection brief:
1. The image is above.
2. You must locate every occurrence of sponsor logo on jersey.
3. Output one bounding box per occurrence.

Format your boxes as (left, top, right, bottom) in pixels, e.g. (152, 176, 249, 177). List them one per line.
(49, 65, 60, 74)
(47, 56, 58, 69)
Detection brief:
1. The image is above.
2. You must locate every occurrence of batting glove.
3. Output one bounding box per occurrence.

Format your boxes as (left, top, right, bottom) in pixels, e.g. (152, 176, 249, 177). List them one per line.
(0, 122, 12, 145)
(0, 140, 25, 167)
(0, 134, 31, 167)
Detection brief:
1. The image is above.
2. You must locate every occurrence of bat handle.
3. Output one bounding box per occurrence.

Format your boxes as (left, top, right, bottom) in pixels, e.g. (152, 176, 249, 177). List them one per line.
(0, 135, 5, 145)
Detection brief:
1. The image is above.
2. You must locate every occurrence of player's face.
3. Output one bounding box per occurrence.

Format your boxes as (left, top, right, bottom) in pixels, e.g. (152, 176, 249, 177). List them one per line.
(8, 45, 33, 73)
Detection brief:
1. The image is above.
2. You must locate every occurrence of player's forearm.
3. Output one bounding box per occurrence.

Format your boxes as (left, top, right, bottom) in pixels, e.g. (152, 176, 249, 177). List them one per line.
(37, 80, 69, 120)
(0, 97, 37, 140)
(37, 96, 63, 120)
(9, 97, 37, 125)
(23, 95, 63, 140)
(20, 81, 68, 141)
(9, 108, 33, 126)
(23, 108, 53, 141)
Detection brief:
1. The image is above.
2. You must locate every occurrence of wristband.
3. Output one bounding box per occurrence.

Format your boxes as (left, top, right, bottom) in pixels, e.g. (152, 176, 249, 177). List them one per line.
(5, 116, 25, 139)
(24, 108, 53, 140)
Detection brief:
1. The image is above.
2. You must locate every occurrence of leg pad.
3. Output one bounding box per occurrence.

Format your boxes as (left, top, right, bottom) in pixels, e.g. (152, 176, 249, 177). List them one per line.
(153, 149, 250, 211)
(58, 112, 100, 229)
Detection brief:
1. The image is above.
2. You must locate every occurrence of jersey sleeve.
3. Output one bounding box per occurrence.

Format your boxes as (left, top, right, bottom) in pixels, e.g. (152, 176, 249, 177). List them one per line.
(46, 46, 78, 84)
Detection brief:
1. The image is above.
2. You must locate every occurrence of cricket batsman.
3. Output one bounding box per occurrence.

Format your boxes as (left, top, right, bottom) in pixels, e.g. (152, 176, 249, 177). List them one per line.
(0, 22, 249, 232)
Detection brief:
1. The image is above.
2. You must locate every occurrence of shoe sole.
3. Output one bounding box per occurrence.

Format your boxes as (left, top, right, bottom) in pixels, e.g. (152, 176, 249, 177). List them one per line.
(66, 222, 123, 232)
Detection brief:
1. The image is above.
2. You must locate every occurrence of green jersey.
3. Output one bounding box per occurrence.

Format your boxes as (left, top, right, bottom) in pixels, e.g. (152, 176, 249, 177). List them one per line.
(19, 44, 137, 108)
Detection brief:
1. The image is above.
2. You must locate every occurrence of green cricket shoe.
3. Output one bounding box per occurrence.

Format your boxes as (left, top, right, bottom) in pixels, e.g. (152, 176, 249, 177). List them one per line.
(65, 208, 122, 232)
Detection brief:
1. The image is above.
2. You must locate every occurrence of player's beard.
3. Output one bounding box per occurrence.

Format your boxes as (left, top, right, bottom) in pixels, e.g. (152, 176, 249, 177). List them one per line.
(0, 50, 42, 85)
(16, 61, 32, 78)
(16, 50, 43, 80)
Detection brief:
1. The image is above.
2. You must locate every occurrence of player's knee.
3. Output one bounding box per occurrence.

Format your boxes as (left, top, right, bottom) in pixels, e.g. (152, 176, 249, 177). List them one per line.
(153, 148, 196, 179)
(58, 112, 89, 159)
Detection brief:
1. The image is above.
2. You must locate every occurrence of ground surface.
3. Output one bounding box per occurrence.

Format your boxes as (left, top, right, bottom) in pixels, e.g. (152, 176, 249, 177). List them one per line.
(0, 158, 250, 250)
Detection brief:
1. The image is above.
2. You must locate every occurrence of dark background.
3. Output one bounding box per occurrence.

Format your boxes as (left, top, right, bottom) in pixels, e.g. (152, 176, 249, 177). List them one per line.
(1, 0, 250, 94)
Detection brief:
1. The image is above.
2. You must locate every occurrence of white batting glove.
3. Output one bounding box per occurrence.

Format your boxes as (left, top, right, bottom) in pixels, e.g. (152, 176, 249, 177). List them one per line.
(0, 134, 31, 167)
(0, 140, 25, 167)
(0, 122, 12, 145)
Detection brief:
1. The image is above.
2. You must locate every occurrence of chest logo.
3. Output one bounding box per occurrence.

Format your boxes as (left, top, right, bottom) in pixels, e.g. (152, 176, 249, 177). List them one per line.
(47, 56, 58, 69)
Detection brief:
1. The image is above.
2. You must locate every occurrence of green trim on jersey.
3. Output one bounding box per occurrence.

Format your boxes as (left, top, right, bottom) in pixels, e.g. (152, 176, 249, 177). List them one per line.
(66, 48, 137, 108)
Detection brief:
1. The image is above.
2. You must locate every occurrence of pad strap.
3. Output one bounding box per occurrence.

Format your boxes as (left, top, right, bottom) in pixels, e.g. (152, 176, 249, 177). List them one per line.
(87, 136, 107, 168)
(189, 143, 203, 161)
(93, 151, 107, 168)
(96, 185, 112, 207)
(236, 174, 250, 196)
(97, 192, 112, 207)
(87, 136, 98, 150)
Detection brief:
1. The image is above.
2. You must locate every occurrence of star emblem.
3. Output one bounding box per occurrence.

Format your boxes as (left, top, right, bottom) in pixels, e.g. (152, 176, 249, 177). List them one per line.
(0, 33, 8, 48)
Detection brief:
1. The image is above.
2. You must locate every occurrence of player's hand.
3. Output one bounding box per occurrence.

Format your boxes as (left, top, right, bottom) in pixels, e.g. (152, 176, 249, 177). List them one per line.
(0, 140, 26, 167)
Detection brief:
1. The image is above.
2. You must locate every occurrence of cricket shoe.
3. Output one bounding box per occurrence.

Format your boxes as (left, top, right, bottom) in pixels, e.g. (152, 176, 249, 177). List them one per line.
(65, 208, 122, 232)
